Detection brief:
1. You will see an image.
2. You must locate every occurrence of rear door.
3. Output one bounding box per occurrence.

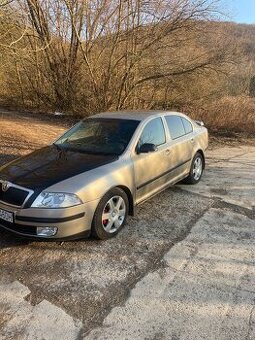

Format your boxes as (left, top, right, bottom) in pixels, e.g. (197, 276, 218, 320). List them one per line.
(133, 117, 170, 203)
(163, 115, 194, 180)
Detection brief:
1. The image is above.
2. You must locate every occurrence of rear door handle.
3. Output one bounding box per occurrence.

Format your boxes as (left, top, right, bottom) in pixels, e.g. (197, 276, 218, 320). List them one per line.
(165, 149, 171, 155)
(190, 138, 194, 143)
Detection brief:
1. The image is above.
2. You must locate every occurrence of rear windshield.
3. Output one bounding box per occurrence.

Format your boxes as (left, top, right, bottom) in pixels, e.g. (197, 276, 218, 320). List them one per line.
(54, 118, 140, 155)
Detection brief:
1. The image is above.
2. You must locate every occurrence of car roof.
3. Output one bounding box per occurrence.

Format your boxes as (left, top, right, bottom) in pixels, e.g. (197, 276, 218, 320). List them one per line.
(92, 110, 185, 121)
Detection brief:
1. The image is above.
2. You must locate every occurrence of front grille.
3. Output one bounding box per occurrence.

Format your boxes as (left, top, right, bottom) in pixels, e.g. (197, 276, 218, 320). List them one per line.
(0, 186, 30, 207)
(0, 220, 37, 235)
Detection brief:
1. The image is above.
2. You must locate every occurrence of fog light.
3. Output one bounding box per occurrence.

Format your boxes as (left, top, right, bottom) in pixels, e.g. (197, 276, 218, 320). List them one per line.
(36, 226, 58, 237)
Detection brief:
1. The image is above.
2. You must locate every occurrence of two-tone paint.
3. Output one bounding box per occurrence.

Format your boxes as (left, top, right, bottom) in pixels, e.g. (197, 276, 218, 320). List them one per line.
(0, 111, 208, 239)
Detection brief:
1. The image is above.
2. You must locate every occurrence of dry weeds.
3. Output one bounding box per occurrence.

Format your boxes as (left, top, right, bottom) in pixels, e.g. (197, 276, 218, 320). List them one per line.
(188, 96, 255, 134)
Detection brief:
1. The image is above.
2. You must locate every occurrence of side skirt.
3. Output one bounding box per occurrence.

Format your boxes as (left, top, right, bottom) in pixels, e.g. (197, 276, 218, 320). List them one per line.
(135, 172, 189, 207)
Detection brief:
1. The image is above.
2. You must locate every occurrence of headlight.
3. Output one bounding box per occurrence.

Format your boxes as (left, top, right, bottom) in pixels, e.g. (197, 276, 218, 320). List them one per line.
(31, 192, 83, 208)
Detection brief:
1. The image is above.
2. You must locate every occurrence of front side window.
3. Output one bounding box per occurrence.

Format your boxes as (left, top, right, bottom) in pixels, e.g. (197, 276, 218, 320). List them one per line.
(182, 118, 193, 134)
(137, 118, 166, 149)
(165, 116, 185, 140)
(55, 118, 140, 155)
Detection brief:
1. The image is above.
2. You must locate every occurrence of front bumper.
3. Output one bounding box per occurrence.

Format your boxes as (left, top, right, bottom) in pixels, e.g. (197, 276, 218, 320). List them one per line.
(0, 199, 100, 239)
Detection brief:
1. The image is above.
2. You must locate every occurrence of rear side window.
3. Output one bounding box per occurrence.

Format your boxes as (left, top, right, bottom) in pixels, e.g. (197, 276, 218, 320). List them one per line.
(182, 118, 193, 134)
(165, 116, 185, 140)
(138, 118, 166, 148)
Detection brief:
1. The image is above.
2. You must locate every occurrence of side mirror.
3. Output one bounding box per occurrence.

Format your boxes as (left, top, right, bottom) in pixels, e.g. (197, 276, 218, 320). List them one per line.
(195, 120, 205, 127)
(138, 143, 157, 154)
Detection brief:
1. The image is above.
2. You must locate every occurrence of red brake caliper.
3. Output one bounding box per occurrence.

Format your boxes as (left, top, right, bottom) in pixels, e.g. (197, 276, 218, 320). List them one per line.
(102, 206, 108, 226)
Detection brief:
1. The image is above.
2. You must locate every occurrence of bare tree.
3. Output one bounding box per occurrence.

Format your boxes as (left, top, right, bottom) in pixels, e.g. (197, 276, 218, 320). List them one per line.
(0, 0, 231, 114)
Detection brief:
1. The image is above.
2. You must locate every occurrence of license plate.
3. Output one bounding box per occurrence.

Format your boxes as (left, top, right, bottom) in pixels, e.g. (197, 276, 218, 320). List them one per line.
(0, 208, 14, 223)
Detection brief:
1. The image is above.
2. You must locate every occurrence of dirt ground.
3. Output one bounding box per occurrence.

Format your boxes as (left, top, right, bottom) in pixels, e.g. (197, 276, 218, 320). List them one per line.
(0, 110, 68, 165)
(0, 110, 254, 339)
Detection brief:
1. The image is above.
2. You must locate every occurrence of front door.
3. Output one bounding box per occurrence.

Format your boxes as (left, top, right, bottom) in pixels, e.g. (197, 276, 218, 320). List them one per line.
(133, 117, 170, 203)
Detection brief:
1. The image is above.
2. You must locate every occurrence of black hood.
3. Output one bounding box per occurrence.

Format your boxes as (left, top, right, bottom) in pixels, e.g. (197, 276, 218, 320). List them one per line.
(0, 145, 118, 191)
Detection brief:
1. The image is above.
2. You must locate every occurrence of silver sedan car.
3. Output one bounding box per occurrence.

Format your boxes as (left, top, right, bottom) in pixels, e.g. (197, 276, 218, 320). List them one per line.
(0, 111, 208, 240)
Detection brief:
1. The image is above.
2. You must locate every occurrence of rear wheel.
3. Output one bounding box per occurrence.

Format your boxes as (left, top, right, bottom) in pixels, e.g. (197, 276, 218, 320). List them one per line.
(91, 187, 129, 240)
(183, 152, 204, 184)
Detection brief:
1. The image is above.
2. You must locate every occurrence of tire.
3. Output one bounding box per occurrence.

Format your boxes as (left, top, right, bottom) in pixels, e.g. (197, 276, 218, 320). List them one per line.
(183, 152, 204, 184)
(91, 187, 129, 240)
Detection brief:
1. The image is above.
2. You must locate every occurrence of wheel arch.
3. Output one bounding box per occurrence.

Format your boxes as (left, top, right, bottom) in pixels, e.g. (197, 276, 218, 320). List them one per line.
(116, 185, 135, 216)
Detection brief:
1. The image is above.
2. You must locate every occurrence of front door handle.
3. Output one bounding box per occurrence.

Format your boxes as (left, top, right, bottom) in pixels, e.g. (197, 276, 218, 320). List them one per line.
(165, 149, 171, 155)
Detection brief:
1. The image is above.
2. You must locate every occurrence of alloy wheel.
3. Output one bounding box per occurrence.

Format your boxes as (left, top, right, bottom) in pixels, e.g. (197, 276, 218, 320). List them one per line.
(193, 156, 203, 181)
(102, 196, 126, 233)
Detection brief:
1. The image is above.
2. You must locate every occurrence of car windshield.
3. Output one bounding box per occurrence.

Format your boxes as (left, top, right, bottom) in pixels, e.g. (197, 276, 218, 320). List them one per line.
(54, 118, 140, 155)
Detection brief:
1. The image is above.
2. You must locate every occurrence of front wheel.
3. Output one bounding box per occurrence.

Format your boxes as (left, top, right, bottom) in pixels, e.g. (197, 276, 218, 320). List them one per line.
(91, 187, 129, 240)
(183, 152, 204, 184)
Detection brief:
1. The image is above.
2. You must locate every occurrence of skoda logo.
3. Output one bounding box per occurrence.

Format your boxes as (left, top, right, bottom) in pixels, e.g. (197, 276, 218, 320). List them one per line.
(1, 181, 10, 192)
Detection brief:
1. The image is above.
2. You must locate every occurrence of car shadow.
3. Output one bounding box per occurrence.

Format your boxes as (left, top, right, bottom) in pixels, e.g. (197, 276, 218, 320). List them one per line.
(0, 229, 31, 248)
(0, 228, 98, 250)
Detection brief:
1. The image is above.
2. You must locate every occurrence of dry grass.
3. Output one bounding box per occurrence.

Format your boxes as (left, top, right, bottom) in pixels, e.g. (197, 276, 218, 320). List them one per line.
(188, 96, 255, 135)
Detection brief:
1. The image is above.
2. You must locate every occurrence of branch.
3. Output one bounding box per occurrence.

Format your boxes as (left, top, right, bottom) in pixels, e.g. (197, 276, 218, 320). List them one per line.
(0, 0, 14, 7)
(119, 59, 216, 109)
